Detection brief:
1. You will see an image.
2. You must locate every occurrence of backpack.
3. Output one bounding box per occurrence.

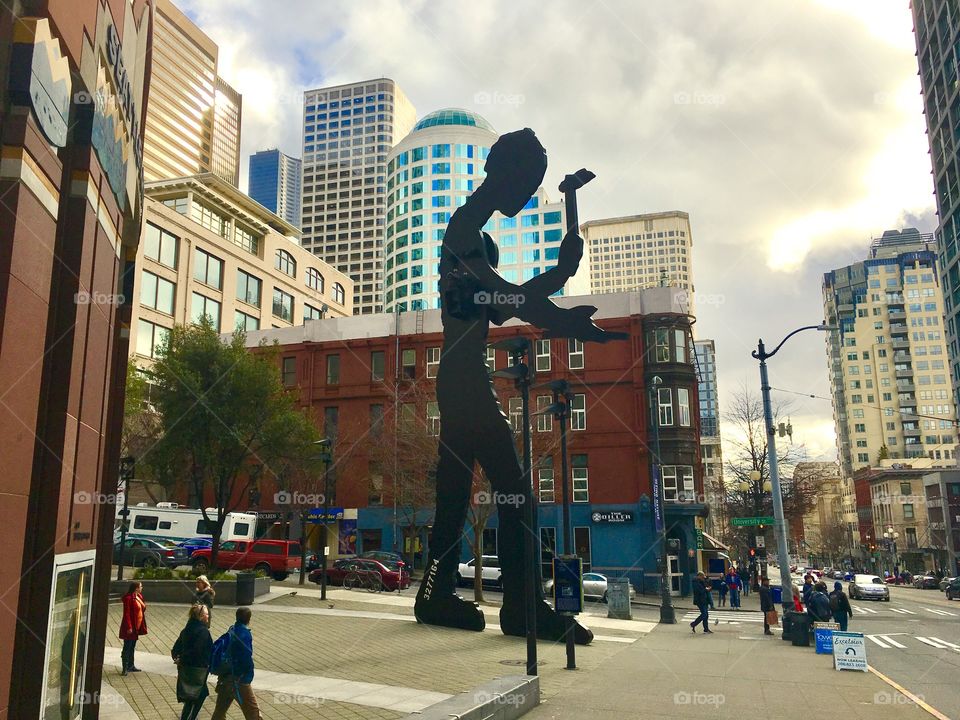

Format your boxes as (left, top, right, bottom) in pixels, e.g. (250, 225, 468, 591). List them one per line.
(829, 593, 840, 612)
(209, 627, 235, 676)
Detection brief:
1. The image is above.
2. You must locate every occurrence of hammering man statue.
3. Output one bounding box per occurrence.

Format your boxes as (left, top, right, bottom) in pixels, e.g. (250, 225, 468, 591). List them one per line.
(413, 128, 625, 644)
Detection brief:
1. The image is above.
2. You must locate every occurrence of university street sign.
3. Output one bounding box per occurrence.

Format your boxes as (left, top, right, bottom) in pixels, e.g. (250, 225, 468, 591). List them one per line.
(731, 516, 774, 527)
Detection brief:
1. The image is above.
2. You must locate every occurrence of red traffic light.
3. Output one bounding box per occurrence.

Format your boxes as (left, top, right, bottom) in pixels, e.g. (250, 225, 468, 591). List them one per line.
(749, 547, 756, 557)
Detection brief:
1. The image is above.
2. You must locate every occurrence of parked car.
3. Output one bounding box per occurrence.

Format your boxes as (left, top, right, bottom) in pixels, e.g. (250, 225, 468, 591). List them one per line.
(913, 574, 940, 589)
(938, 576, 957, 592)
(832, 570, 845, 579)
(359, 550, 406, 567)
(177, 537, 213, 554)
(309, 558, 410, 591)
(457, 556, 501, 587)
(190, 539, 303, 580)
(543, 573, 637, 603)
(945, 578, 960, 600)
(113, 537, 191, 568)
(849, 574, 890, 601)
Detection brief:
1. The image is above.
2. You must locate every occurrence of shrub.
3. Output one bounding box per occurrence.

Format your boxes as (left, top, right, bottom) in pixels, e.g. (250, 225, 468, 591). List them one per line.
(134, 567, 175, 580)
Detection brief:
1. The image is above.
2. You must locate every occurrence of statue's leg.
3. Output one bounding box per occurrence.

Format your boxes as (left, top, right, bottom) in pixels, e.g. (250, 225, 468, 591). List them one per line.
(476, 421, 593, 645)
(413, 431, 485, 632)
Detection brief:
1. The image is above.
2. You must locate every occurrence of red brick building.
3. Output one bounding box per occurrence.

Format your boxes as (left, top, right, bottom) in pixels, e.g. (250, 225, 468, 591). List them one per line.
(0, 2, 152, 716)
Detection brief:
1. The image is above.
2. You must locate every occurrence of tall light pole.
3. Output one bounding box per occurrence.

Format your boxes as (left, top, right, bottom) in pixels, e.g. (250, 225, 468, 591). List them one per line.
(313, 438, 333, 600)
(751, 323, 834, 610)
(648, 375, 676, 624)
(884, 527, 899, 575)
(116, 456, 135, 581)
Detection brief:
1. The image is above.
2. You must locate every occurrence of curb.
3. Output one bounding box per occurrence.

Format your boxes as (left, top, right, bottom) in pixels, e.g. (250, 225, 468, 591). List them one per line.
(402, 674, 539, 719)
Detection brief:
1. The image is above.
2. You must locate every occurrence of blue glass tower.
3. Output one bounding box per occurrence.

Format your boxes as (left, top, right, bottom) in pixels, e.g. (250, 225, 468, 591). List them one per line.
(248, 149, 302, 227)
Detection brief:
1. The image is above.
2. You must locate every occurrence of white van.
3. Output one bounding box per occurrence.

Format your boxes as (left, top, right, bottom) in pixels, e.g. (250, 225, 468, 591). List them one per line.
(114, 503, 258, 543)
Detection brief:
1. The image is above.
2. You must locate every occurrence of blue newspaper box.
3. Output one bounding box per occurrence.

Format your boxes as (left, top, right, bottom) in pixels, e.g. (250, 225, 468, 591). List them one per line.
(771, 586, 783, 604)
(814, 622, 839, 654)
(553, 555, 583, 614)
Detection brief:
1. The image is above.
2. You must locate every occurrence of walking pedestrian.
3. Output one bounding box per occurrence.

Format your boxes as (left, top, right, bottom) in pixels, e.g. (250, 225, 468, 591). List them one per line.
(801, 575, 815, 607)
(689, 572, 713, 634)
(759, 576, 775, 636)
(195, 575, 215, 621)
(119, 581, 147, 675)
(807, 582, 833, 622)
(211, 607, 262, 720)
(717, 579, 728, 607)
(172, 604, 213, 720)
(829, 581, 853, 632)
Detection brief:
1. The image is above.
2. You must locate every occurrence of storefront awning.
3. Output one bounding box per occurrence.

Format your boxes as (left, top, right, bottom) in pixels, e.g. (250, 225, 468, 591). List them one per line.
(701, 531, 729, 551)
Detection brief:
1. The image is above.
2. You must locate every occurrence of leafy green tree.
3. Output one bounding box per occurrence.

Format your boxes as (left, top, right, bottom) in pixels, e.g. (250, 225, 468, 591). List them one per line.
(145, 317, 320, 571)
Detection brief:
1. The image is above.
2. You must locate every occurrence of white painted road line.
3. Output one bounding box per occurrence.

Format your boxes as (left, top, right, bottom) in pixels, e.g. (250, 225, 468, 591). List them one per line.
(878, 635, 908, 648)
(867, 634, 909, 649)
(914, 636, 957, 650)
(923, 607, 957, 617)
(852, 605, 879, 614)
(928, 637, 960, 651)
(867, 635, 891, 648)
(890, 607, 916, 615)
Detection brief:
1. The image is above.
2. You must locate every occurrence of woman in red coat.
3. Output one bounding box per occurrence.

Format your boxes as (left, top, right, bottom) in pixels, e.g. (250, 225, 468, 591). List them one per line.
(119, 581, 147, 675)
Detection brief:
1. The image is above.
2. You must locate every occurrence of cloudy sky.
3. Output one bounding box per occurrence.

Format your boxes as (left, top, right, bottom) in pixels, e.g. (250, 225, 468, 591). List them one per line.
(181, 0, 936, 462)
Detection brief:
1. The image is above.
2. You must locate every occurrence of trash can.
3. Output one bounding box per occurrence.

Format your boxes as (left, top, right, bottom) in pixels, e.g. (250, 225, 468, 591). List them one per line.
(790, 611, 811, 647)
(236, 572, 255, 606)
(606, 578, 632, 620)
(771, 586, 783, 604)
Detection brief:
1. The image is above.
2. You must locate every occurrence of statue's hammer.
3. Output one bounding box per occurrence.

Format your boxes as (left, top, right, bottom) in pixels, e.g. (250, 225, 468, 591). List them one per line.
(558, 169, 595, 234)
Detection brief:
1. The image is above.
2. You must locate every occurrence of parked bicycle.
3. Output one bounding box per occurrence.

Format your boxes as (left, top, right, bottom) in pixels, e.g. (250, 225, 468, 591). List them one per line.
(343, 567, 383, 593)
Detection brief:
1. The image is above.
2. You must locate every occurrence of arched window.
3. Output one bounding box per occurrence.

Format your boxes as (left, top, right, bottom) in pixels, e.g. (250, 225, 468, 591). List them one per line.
(275, 248, 296, 277)
(333, 282, 345, 305)
(306, 267, 324, 292)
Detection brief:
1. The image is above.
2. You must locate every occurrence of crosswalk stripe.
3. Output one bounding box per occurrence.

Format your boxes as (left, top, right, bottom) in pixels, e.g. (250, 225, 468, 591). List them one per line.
(923, 607, 956, 616)
(878, 635, 908, 648)
(853, 605, 879, 614)
(890, 608, 915, 615)
(867, 635, 891, 648)
(916, 636, 951, 649)
(928, 637, 960, 651)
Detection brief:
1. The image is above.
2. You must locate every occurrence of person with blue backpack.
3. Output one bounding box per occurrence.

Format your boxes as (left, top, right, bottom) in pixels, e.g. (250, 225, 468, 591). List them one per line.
(210, 607, 261, 720)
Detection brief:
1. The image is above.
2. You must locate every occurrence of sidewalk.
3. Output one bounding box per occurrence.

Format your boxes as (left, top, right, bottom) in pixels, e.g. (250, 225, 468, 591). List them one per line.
(525, 619, 930, 720)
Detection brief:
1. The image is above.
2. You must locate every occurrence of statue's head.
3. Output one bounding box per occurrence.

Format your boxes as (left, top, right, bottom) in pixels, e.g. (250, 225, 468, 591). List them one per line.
(483, 128, 547, 217)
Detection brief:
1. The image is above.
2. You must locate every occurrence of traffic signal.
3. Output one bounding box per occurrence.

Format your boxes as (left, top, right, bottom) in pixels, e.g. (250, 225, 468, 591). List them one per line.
(749, 547, 757, 558)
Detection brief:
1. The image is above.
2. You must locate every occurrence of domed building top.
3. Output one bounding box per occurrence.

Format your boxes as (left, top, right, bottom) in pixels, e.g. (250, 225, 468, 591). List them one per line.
(411, 108, 495, 134)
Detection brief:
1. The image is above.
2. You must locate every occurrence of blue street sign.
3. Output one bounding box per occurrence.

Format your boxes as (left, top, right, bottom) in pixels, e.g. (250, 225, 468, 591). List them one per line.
(553, 555, 583, 614)
(651, 467, 664, 533)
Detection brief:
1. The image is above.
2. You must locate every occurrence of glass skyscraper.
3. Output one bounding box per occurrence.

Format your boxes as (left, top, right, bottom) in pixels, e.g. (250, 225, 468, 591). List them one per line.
(249, 149, 302, 227)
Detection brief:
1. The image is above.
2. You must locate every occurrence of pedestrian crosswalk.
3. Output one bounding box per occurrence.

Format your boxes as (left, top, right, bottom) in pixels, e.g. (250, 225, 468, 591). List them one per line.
(923, 607, 957, 617)
(889, 607, 916, 615)
(867, 633, 960, 652)
(682, 610, 764, 624)
(852, 605, 880, 614)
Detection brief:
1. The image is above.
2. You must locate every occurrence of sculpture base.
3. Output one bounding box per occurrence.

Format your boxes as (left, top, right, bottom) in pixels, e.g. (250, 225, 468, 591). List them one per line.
(500, 600, 594, 645)
(414, 593, 486, 632)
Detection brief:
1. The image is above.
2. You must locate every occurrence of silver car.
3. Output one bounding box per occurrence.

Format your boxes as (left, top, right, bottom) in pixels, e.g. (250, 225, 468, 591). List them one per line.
(543, 572, 636, 602)
(848, 574, 890, 601)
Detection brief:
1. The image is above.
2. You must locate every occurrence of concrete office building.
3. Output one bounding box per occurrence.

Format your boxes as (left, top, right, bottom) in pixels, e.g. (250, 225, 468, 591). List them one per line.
(142, 0, 242, 185)
(694, 340, 725, 533)
(300, 79, 416, 315)
(134, 173, 353, 369)
(582, 211, 694, 301)
(249, 148, 302, 227)
(823, 229, 957, 481)
(911, 1, 960, 431)
(383, 108, 586, 312)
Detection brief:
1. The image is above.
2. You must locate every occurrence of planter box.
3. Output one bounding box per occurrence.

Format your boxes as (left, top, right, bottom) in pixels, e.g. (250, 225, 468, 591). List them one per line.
(110, 576, 271, 605)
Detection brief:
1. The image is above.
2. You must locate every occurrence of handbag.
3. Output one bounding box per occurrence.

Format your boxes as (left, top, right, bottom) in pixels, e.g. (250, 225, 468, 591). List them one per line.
(177, 665, 209, 702)
(765, 609, 779, 626)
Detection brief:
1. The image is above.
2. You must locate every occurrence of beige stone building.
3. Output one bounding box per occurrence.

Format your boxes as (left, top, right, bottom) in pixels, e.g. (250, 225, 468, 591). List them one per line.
(866, 468, 934, 573)
(793, 462, 844, 564)
(582, 211, 693, 300)
(132, 173, 352, 366)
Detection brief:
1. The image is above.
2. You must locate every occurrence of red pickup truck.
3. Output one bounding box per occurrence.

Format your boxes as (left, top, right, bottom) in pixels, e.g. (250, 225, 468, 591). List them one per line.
(190, 539, 302, 580)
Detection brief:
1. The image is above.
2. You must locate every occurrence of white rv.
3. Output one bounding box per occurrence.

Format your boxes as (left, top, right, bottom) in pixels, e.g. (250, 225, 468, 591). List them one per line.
(114, 503, 258, 543)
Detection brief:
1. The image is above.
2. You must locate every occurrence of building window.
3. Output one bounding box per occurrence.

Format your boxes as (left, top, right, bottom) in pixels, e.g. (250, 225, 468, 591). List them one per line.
(327, 354, 340, 385)
(426, 347, 440, 378)
(237, 269, 262, 307)
(272, 288, 294, 322)
(304, 304, 323, 322)
(371, 350, 385, 381)
(426, 401, 440, 436)
(193, 247, 223, 289)
(658, 387, 674, 426)
(663, 465, 695, 501)
(235, 310, 259, 332)
(324, 406, 339, 441)
(144, 222, 178, 269)
(536, 395, 553, 432)
(900, 482, 912, 495)
(508, 396, 523, 433)
(571, 393, 586, 430)
(677, 388, 691, 427)
(282, 357, 296, 387)
(333, 283, 346, 304)
(572, 454, 588, 502)
(234, 223, 259, 254)
(306, 267, 324, 293)
(538, 461, 555, 503)
(275, 249, 296, 277)
(535, 339, 551, 372)
(568, 338, 584, 369)
(674, 329, 687, 363)
(401, 349, 416, 379)
(191, 201, 229, 238)
(191, 292, 221, 329)
(136, 319, 169, 358)
(485, 345, 497, 372)
(140, 270, 175, 314)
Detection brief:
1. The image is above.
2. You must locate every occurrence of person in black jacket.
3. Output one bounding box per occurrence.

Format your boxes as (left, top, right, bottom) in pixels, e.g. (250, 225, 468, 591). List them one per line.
(689, 572, 713, 634)
(807, 582, 833, 622)
(172, 604, 213, 720)
(801, 575, 815, 607)
(829, 581, 854, 631)
(758, 576, 775, 635)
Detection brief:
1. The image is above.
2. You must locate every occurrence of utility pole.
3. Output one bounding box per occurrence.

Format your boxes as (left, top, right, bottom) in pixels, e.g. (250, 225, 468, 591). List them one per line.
(648, 376, 675, 624)
(116, 456, 135, 581)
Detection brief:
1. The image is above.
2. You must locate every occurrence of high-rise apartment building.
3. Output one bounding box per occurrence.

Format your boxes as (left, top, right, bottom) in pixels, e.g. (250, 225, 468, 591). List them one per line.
(142, 0, 242, 185)
(823, 229, 957, 480)
(383, 108, 586, 312)
(249, 149, 302, 227)
(911, 1, 960, 426)
(300, 79, 416, 315)
(695, 340, 722, 480)
(582, 212, 693, 299)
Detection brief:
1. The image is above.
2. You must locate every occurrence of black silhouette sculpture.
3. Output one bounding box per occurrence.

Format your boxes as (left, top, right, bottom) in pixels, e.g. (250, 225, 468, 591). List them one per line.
(413, 128, 625, 644)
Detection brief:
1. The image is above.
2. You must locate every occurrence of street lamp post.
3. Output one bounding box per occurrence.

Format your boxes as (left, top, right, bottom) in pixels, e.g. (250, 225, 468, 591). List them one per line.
(648, 375, 676, 624)
(884, 527, 899, 575)
(116, 456, 135, 581)
(751, 324, 834, 610)
(313, 438, 333, 600)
